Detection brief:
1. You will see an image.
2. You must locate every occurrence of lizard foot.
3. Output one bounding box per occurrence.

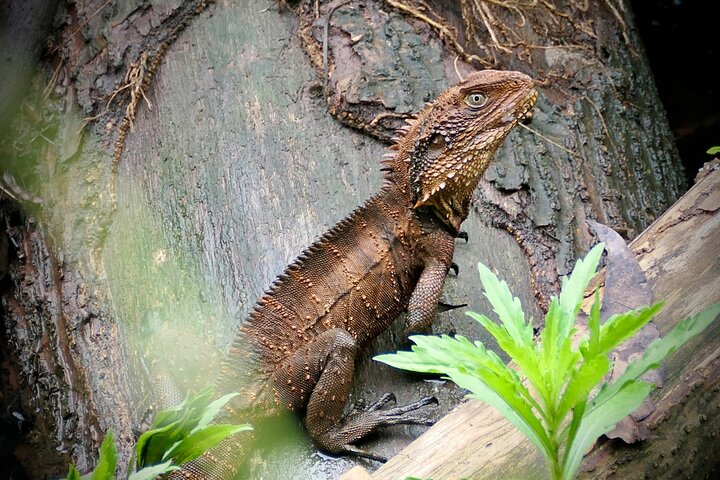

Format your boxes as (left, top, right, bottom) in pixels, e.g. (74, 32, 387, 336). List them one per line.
(335, 395, 437, 462)
(364, 392, 397, 411)
(351, 394, 438, 427)
(316, 395, 437, 460)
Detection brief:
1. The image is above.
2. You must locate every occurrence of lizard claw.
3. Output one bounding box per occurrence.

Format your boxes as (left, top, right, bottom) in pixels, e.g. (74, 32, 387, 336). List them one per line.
(342, 444, 388, 463)
(338, 395, 437, 462)
(438, 301, 468, 312)
(364, 392, 396, 411)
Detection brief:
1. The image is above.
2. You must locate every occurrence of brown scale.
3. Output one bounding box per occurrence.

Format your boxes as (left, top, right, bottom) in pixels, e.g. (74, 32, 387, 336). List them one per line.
(171, 70, 537, 478)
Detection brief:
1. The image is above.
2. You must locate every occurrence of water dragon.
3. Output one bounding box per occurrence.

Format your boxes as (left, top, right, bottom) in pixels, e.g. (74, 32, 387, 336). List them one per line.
(169, 69, 537, 478)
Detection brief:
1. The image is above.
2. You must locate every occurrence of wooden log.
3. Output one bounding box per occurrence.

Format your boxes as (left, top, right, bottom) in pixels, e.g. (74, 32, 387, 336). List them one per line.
(343, 165, 720, 480)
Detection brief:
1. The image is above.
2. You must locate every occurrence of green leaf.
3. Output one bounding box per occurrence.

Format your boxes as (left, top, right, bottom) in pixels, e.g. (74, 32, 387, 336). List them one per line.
(136, 388, 221, 467)
(166, 424, 252, 465)
(128, 461, 179, 480)
(557, 243, 604, 344)
(449, 370, 553, 461)
(193, 392, 240, 432)
(556, 355, 610, 423)
(561, 399, 586, 474)
(377, 335, 551, 458)
(135, 420, 181, 468)
(562, 380, 652, 479)
(467, 312, 543, 395)
(707, 146, 720, 155)
(596, 303, 720, 406)
(377, 334, 512, 386)
(65, 464, 81, 480)
(477, 263, 533, 350)
(90, 430, 117, 480)
(596, 303, 664, 355)
(585, 291, 601, 358)
(472, 263, 545, 407)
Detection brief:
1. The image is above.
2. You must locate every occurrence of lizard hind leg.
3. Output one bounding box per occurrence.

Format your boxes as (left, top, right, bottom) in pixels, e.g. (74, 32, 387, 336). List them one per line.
(272, 328, 436, 460)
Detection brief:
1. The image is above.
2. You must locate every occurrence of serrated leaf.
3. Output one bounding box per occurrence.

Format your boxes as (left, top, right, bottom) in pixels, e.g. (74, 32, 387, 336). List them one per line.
(557, 243, 604, 344)
(467, 312, 542, 390)
(448, 370, 553, 460)
(597, 303, 664, 355)
(90, 430, 117, 480)
(376, 335, 508, 382)
(128, 461, 179, 480)
(585, 291, 601, 358)
(556, 355, 610, 423)
(65, 464, 81, 480)
(377, 335, 546, 437)
(477, 263, 533, 350)
(562, 380, 652, 479)
(167, 424, 252, 465)
(595, 303, 720, 406)
(193, 392, 240, 432)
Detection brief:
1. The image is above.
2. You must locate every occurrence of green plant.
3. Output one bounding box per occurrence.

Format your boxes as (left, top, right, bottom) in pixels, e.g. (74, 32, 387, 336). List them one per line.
(376, 244, 719, 480)
(707, 146, 720, 155)
(64, 389, 251, 480)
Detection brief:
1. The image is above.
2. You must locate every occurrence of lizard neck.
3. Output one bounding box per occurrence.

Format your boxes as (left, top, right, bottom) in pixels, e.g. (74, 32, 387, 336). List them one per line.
(383, 146, 470, 236)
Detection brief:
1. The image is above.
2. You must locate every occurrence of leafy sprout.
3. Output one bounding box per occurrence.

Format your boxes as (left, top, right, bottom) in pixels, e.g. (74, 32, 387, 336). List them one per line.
(376, 243, 719, 480)
(64, 389, 251, 480)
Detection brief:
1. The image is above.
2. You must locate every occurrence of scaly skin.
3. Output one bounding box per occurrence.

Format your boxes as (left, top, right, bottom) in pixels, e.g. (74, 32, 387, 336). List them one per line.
(170, 69, 537, 479)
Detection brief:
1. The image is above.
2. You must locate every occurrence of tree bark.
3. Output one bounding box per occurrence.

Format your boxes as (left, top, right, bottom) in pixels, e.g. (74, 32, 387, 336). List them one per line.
(0, 0, 690, 478)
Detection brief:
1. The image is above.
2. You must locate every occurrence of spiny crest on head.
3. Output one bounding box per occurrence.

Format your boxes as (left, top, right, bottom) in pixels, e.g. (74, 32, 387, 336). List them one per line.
(384, 70, 537, 225)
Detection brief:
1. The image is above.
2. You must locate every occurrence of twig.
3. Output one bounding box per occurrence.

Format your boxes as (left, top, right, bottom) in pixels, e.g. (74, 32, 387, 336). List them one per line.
(582, 95, 615, 148)
(602, 0, 637, 56)
(518, 123, 583, 160)
(453, 55, 464, 82)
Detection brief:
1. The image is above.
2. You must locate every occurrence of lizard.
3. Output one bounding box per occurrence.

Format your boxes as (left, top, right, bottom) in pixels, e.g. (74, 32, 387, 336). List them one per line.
(168, 69, 538, 479)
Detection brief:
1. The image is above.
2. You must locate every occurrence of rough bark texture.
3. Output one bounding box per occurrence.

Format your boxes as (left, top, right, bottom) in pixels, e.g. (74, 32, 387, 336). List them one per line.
(0, 0, 689, 478)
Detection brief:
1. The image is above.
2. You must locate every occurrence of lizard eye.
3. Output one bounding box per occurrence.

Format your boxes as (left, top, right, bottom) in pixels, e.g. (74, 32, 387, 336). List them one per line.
(465, 92, 488, 108)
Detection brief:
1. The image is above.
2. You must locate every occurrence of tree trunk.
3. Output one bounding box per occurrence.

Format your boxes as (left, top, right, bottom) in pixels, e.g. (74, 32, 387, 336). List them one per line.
(0, 0, 689, 478)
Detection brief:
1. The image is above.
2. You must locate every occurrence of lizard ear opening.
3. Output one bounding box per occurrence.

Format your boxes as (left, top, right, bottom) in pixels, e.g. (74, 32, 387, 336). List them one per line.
(429, 134, 446, 151)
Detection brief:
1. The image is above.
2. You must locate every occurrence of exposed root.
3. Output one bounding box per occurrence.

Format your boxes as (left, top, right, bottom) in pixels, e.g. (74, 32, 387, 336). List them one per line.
(453, 55, 464, 82)
(368, 111, 410, 128)
(111, 51, 154, 167)
(382, 0, 489, 67)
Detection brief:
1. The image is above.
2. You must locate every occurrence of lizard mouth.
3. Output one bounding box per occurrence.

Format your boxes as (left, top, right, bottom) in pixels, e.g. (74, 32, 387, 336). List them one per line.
(500, 87, 538, 127)
(521, 109, 534, 124)
(518, 89, 538, 124)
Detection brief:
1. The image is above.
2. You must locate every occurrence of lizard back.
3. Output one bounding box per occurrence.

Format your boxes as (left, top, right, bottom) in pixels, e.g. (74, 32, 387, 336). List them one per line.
(218, 183, 422, 394)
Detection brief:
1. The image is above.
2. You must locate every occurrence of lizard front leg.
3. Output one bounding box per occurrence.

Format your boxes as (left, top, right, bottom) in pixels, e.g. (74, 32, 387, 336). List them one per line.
(404, 230, 456, 335)
(272, 328, 434, 460)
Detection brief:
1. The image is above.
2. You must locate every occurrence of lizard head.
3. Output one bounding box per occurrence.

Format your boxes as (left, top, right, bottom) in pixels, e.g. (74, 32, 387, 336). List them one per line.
(393, 69, 537, 231)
